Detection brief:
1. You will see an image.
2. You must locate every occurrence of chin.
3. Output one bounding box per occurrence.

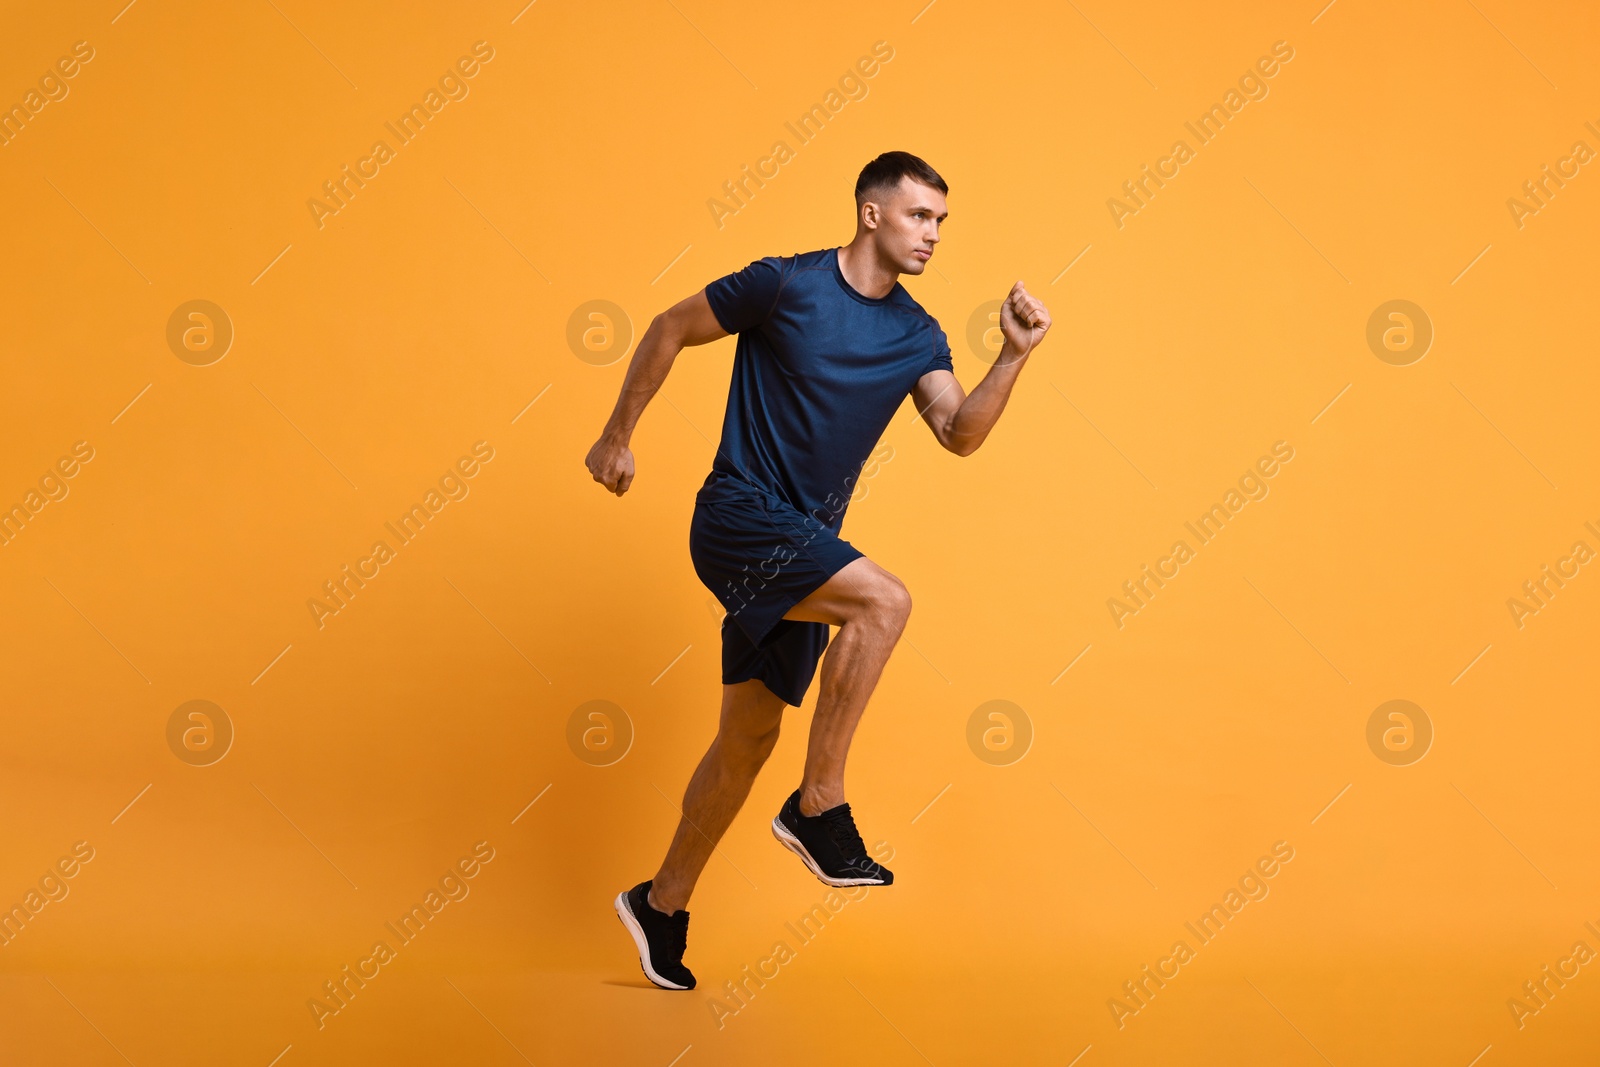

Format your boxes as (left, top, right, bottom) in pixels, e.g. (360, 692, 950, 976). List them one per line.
(902, 258, 928, 275)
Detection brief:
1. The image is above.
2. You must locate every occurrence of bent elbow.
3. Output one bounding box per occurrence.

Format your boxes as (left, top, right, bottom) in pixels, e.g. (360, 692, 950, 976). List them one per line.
(654, 307, 700, 349)
(948, 436, 981, 458)
(647, 311, 675, 344)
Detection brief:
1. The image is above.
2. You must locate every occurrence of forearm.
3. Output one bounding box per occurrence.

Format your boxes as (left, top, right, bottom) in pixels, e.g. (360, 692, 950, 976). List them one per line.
(600, 317, 683, 442)
(944, 344, 1030, 455)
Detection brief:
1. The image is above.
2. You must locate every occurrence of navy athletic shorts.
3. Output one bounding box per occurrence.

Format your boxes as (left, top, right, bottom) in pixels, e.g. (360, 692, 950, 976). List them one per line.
(688, 475, 863, 706)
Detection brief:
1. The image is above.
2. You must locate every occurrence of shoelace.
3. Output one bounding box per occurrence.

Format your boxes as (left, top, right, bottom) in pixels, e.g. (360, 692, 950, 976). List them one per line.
(820, 804, 872, 865)
(666, 911, 690, 961)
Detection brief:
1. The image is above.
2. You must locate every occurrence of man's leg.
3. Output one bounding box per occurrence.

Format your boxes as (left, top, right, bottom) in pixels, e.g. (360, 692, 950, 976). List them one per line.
(648, 678, 788, 913)
(780, 557, 911, 817)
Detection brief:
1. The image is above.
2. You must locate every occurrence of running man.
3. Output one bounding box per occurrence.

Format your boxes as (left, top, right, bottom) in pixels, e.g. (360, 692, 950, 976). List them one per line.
(586, 151, 1051, 990)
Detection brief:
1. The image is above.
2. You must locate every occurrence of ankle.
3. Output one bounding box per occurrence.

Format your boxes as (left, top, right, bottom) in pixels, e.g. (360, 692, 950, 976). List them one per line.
(647, 884, 682, 914)
(798, 785, 842, 818)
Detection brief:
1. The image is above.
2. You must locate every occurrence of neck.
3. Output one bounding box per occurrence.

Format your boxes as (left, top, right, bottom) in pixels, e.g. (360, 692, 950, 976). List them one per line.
(836, 240, 897, 299)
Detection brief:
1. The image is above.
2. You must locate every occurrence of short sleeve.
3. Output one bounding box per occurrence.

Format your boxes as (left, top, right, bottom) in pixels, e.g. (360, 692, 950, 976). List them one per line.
(704, 256, 783, 335)
(919, 315, 954, 378)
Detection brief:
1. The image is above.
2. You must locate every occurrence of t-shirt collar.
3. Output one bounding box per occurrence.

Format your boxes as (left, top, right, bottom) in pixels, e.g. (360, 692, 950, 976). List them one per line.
(830, 246, 894, 306)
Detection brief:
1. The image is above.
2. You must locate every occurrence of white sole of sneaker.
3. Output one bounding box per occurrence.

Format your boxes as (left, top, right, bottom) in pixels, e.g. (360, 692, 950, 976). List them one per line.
(769, 817, 888, 888)
(613, 890, 692, 991)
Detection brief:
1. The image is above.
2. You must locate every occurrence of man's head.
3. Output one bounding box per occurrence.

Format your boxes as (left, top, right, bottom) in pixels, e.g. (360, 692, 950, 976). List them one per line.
(853, 151, 947, 276)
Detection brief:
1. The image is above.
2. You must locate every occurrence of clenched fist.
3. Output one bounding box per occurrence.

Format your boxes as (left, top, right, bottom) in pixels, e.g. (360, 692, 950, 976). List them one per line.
(998, 280, 1051, 359)
(586, 434, 635, 496)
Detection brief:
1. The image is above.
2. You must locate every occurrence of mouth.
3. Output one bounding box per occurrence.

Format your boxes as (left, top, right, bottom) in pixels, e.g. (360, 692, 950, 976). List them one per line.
(912, 249, 932, 261)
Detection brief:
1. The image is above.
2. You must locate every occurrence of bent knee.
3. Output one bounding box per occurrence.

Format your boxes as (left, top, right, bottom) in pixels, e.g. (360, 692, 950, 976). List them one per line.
(723, 726, 780, 768)
(865, 572, 912, 629)
(720, 709, 783, 758)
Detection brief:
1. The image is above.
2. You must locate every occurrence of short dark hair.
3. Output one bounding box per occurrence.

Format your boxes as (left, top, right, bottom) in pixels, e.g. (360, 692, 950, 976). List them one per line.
(854, 151, 947, 202)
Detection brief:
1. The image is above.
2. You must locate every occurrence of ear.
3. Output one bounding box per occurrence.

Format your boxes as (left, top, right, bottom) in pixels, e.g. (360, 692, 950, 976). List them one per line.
(859, 199, 880, 230)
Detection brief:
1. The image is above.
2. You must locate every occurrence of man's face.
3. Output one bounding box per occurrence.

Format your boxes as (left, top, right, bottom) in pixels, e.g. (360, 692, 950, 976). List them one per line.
(865, 177, 947, 275)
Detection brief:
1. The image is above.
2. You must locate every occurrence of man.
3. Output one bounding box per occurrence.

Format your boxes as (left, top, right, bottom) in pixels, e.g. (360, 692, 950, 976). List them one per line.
(586, 151, 1050, 990)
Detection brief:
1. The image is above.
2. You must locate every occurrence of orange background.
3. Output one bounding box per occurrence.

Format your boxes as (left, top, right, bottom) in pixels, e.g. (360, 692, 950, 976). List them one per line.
(3, 1, 1598, 1064)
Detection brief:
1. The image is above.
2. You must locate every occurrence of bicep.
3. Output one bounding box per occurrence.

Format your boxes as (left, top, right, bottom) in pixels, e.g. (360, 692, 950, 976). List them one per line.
(911, 369, 965, 445)
(661, 289, 730, 347)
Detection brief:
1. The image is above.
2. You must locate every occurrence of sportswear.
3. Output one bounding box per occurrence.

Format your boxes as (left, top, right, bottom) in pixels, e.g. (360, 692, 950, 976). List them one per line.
(688, 247, 951, 704)
(614, 880, 696, 990)
(771, 788, 894, 887)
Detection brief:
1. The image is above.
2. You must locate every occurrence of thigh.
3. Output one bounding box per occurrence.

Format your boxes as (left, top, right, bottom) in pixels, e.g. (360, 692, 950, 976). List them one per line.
(721, 616, 831, 708)
(693, 492, 862, 645)
(781, 556, 903, 627)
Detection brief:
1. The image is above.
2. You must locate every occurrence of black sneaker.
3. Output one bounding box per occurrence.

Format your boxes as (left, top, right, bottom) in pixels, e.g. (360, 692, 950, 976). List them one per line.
(771, 789, 893, 887)
(614, 880, 695, 990)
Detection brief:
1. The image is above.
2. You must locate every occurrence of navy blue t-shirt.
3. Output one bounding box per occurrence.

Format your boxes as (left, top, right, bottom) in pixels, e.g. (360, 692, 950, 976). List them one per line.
(698, 246, 953, 530)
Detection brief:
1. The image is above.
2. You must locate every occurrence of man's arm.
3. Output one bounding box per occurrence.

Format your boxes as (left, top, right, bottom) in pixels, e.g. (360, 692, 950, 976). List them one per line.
(913, 280, 1051, 457)
(585, 290, 728, 496)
